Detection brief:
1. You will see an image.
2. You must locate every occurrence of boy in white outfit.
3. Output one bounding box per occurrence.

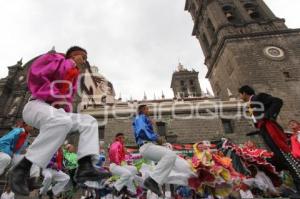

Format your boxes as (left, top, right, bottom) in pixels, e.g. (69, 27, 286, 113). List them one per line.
(9, 46, 110, 196)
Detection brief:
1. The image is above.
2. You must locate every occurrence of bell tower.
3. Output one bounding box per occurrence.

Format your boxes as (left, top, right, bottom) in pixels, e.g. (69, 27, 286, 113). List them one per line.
(185, 0, 300, 123)
(171, 63, 202, 98)
(185, 0, 287, 62)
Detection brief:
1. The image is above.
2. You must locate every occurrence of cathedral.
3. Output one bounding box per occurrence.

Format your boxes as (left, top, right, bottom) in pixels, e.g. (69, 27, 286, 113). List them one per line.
(0, 1, 299, 198)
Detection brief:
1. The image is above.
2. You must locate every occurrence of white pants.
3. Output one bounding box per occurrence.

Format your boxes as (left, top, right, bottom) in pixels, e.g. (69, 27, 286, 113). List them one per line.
(243, 171, 278, 194)
(40, 168, 70, 196)
(109, 163, 142, 194)
(22, 100, 99, 168)
(240, 190, 254, 198)
(0, 152, 11, 175)
(12, 154, 40, 177)
(139, 143, 195, 185)
(166, 156, 196, 185)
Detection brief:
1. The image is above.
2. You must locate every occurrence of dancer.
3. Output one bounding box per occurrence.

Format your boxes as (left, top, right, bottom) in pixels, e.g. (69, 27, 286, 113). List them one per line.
(132, 104, 195, 196)
(0, 121, 40, 190)
(9, 46, 110, 196)
(109, 133, 140, 196)
(0, 122, 33, 175)
(239, 85, 300, 194)
(289, 120, 300, 159)
(39, 147, 70, 198)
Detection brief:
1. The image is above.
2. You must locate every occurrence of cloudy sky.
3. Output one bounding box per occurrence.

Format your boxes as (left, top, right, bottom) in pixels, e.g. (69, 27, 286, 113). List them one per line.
(0, 0, 299, 101)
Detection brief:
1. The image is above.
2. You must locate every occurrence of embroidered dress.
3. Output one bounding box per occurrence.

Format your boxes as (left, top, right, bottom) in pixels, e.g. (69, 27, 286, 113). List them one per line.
(222, 140, 277, 175)
(188, 142, 242, 197)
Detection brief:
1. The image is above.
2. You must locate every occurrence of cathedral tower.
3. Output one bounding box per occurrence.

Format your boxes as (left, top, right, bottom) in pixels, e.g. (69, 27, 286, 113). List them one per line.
(185, 0, 300, 123)
(171, 63, 202, 98)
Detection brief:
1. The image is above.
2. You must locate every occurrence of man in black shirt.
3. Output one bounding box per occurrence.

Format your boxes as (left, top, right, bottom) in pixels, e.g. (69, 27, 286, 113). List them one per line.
(239, 85, 300, 195)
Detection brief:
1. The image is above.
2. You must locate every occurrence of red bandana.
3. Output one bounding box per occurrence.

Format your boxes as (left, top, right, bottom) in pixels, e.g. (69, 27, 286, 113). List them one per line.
(14, 131, 29, 152)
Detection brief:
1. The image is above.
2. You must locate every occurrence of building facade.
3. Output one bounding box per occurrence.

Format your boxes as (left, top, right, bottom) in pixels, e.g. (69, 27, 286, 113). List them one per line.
(0, 59, 32, 134)
(82, 97, 258, 146)
(184, 0, 300, 125)
(81, 64, 257, 146)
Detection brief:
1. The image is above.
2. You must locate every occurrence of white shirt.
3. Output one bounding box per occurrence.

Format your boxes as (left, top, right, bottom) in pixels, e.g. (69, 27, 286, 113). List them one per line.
(248, 95, 257, 123)
(1, 192, 14, 199)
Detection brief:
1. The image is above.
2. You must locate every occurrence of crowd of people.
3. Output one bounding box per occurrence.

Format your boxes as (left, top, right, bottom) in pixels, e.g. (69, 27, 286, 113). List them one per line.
(0, 109, 299, 198)
(0, 46, 299, 198)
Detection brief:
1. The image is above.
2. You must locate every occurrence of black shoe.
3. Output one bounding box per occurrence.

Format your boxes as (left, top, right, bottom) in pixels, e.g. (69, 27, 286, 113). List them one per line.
(8, 158, 32, 196)
(46, 190, 54, 199)
(143, 177, 162, 197)
(28, 177, 42, 191)
(74, 156, 111, 183)
(112, 187, 122, 197)
(38, 193, 43, 199)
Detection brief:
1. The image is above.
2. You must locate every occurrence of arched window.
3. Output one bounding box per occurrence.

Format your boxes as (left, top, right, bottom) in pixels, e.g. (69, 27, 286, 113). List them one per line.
(181, 87, 188, 97)
(180, 80, 185, 86)
(244, 3, 260, 19)
(222, 5, 235, 22)
(189, 80, 194, 85)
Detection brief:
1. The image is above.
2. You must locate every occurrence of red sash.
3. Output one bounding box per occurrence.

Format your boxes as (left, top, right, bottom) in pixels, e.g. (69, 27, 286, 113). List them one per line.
(257, 120, 290, 153)
(14, 132, 29, 152)
(56, 148, 63, 170)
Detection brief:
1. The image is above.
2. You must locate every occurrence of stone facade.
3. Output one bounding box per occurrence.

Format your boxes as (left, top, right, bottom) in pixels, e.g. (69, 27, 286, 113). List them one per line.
(79, 63, 257, 146)
(0, 59, 33, 135)
(185, 0, 300, 126)
(81, 98, 259, 146)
